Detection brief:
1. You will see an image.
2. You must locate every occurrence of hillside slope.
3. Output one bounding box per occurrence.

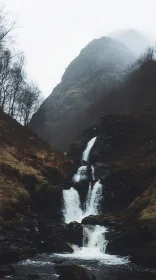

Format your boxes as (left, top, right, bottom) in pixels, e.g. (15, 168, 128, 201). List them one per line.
(30, 37, 134, 151)
(0, 109, 72, 228)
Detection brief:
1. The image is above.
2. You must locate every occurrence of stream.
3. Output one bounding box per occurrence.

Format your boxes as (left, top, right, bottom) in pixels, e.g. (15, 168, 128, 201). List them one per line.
(14, 137, 156, 279)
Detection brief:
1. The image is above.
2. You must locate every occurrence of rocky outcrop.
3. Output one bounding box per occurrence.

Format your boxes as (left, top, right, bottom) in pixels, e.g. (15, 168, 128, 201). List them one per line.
(82, 215, 118, 226)
(30, 37, 134, 152)
(40, 232, 73, 253)
(106, 227, 156, 267)
(56, 264, 96, 280)
(38, 220, 83, 247)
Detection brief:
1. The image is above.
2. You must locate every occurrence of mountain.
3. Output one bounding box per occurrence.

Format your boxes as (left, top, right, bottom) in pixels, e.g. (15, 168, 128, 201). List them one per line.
(95, 50, 156, 116)
(109, 29, 150, 55)
(30, 37, 134, 152)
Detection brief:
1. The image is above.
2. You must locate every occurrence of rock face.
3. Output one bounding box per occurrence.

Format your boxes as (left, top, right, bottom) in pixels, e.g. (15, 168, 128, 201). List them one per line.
(38, 221, 83, 247)
(82, 215, 116, 226)
(106, 227, 156, 268)
(30, 37, 134, 151)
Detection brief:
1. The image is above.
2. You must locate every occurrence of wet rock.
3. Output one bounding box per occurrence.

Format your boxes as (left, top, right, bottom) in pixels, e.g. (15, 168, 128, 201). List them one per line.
(106, 228, 153, 257)
(131, 241, 156, 268)
(82, 215, 118, 227)
(40, 232, 73, 253)
(66, 222, 83, 246)
(67, 126, 97, 161)
(0, 246, 20, 264)
(34, 185, 63, 220)
(19, 247, 37, 260)
(56, 264, 96, 280)
(74, 182, 91, 205)
(38, 220, 83, 246)
(101, 170, 137, 213)
(0, 265, 16, 277)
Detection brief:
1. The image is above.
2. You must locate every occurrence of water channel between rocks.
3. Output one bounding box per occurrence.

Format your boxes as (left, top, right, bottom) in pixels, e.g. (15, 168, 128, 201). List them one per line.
(15, 137, 156, 280)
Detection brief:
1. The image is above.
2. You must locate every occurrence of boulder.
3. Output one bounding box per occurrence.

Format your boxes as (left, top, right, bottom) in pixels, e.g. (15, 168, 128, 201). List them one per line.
(0, 246, 20, 264)
(56, 264, 96, 280)
(106, 228, 153, 257)
(66, 222, 83, 246)
(38, 221, 83, 247)
(82, 215, 117, 227)
(40, 232, 73, 253)
(131, 241, 156, 268)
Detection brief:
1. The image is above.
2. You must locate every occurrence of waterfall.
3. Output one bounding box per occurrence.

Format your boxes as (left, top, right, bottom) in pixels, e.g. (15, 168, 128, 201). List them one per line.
(60, 136, 129, 264)
(73, 166, 87, 183)
(91, 165, 95, 181)
(63, 187, 83, 223)
(82, 137, 97, 162)
(83, 225, 108, 253)
(63, 180, 102, 223)
(85, 180, 102, 216)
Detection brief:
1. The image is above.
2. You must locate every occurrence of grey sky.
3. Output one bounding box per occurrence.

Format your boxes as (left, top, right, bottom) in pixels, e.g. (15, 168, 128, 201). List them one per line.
(5, 0, 156, 97)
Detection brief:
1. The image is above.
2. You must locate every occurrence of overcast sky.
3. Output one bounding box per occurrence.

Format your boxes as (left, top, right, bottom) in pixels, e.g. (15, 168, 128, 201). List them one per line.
(4, 0, 156, 97)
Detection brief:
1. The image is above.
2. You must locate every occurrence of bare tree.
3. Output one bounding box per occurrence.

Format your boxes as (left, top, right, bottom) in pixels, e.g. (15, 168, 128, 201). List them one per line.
(0, 49, 12, 111)
(8, 53, 25, 117)
(19, 82, 42, 126)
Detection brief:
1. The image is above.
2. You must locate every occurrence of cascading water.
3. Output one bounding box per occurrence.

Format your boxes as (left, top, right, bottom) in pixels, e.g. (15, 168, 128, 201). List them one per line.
(82, 136, 97, 162)
(83, 225, 108, 253)
(63, 187, 82, 223)
(72, 165, 87, 183)
(63, 180, 103, 223)
(61, 137, 129, 264)
(91, 165, 95, 181)
(85, 180, 103, 216)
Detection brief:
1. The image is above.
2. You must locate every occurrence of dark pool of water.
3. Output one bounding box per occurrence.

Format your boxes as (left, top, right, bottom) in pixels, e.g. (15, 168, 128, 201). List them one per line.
(13, 253, 156, 280)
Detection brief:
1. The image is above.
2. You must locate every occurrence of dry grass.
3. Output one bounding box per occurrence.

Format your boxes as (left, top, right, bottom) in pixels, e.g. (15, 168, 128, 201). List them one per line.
(0, 109, 73, 224)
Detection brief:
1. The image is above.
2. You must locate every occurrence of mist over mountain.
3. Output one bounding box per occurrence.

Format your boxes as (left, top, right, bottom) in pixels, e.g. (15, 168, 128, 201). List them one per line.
(30, 36, 134, 151)
(109, 29, 150, 55)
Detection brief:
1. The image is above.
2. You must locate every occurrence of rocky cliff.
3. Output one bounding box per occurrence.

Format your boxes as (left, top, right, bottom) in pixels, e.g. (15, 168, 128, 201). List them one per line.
(30, 37, 134, 151)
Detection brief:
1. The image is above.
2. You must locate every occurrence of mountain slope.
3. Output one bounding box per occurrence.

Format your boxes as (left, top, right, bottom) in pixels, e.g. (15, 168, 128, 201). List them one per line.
(30, 37, 134, 151)
(0, 109, 72, 228)
(109, 29, 150, 55)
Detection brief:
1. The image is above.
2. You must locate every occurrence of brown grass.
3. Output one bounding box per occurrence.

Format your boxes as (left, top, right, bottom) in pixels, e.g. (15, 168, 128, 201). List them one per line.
(0, 109, 73, 224)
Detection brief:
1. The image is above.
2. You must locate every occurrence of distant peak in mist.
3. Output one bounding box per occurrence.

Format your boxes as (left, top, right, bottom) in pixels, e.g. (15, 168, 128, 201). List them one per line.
(109, 28, 151, 55)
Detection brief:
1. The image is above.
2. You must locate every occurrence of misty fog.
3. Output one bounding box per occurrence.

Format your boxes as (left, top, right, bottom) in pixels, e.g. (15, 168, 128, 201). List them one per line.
(5, 0, 156, 96)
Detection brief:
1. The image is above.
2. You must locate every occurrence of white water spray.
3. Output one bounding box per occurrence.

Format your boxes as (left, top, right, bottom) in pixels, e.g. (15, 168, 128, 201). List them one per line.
(85, 180, 103, 216)
(91, 165, 95, 181)
(73, 166, 87, 183)
(63, 187, 83, 223)
(63, 180, 103, 223)
(83, 225, 108, 253)
(61, 137, 129, 264)
(82, 137, 97, 162)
